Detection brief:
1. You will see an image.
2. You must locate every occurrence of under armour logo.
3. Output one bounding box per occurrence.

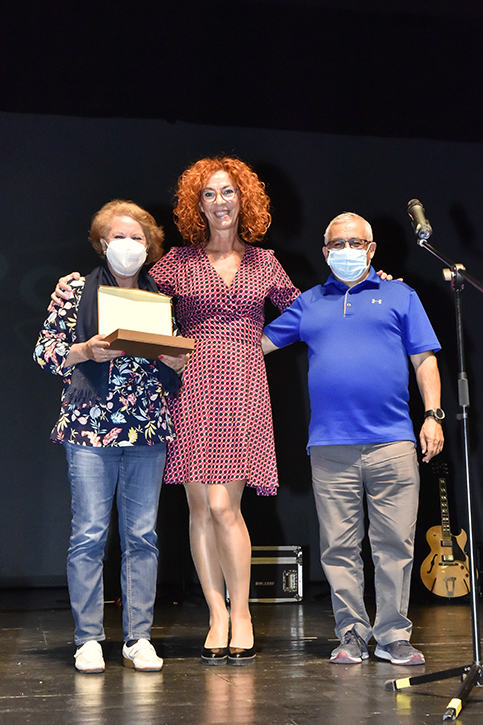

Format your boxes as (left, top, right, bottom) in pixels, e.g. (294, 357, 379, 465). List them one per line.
(371, 298, 382, 304)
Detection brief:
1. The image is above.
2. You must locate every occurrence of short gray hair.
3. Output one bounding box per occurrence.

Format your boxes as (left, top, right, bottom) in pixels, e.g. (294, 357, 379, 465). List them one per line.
(324, 212, 373, 245)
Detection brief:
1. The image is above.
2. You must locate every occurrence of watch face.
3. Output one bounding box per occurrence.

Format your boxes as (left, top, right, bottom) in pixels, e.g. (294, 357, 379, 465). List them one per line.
(426, 408, 445, 420)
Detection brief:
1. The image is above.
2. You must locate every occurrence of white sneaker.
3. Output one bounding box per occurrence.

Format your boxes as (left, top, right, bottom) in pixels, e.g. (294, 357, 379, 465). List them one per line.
(122, 639, 163, 671)
(74, 641, 105, 673)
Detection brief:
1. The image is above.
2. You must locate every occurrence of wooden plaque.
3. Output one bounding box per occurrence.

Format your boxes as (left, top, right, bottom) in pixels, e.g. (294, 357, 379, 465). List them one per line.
(105, 329, 195, 360)
(98, 286, 195, 360)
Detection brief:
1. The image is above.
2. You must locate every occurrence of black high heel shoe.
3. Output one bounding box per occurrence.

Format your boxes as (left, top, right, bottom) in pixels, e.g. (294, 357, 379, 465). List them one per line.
(227, 634, 256, 666)
(201, 646, 228, 666)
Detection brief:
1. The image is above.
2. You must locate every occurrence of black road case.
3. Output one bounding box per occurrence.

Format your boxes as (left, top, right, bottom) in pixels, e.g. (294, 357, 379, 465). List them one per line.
(249, 546, 303, 603)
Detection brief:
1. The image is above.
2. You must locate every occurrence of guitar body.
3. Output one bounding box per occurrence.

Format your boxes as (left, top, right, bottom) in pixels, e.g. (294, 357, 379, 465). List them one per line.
(420, 525, 471, 598)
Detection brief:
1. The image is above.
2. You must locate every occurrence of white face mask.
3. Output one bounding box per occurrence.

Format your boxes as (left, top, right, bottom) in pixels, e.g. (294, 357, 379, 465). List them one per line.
(327, 246, 370, 282)
(104, 238, 147, 276)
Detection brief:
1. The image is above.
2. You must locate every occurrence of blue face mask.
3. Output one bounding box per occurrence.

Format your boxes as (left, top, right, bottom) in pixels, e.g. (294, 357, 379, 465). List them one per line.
(327, 247, 370, 282)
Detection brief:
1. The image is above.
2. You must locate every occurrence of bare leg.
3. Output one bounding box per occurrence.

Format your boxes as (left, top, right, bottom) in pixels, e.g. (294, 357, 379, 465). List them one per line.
(184, 480, 254, 649)
(184, 482, 230, 649)
(208, 480, 253, 649)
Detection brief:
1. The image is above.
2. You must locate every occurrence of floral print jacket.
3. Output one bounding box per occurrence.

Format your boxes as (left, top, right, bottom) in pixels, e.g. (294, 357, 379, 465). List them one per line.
(34, 278, 176, 447)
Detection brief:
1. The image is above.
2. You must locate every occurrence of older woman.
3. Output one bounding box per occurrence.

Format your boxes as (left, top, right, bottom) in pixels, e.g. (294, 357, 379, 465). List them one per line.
(54, 159, 301, 665)
(35, 200, 184, 673)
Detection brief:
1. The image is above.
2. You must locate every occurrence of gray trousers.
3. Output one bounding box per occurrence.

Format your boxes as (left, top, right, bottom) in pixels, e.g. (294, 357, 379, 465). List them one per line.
(310, 441, 419, 645)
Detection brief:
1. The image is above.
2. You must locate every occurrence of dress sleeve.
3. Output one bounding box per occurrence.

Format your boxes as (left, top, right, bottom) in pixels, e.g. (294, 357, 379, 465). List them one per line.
(149, 247, 180, 297)
(33, 281, 84, 376)
(266, 251, 301, 312)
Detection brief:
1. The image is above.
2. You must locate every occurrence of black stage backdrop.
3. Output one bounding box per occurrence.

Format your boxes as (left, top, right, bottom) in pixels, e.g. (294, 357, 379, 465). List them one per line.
(2, 111, 483, 589)
(2, 0, 483, 593)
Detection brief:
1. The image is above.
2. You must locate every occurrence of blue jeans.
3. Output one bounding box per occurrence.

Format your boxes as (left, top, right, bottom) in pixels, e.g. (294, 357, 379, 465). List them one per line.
(64, 441, 166, 645)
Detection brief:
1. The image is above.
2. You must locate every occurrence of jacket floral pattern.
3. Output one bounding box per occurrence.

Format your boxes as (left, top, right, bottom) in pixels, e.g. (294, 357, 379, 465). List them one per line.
(34, 278, 175, 447)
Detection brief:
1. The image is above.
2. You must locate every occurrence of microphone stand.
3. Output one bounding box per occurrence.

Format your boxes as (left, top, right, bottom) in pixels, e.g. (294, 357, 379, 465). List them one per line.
(385, 237, 483, 721)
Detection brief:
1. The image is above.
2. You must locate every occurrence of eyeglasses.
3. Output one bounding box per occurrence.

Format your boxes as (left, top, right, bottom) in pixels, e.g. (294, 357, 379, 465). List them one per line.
(200, 186, 238, 203)
(326, 238, 372, 250)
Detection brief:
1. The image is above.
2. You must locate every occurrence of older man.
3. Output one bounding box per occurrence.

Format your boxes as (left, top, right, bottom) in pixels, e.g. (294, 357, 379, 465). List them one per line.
(262, 212, 444, 666)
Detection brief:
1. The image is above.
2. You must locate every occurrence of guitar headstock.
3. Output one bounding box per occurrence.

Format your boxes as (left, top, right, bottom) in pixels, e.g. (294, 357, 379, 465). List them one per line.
(431, 460, 449, 479)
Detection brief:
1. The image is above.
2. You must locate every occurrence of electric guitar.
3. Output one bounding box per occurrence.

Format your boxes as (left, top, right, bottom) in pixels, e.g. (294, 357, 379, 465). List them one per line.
(420, 461, 471, 598)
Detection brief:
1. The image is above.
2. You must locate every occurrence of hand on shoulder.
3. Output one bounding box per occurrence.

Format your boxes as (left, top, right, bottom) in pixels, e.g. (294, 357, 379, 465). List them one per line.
(376, 269, 404, 282)
(51, 272, 81, 305)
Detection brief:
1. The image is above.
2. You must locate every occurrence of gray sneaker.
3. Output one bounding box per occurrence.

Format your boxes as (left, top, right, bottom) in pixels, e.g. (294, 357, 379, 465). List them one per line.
(374, 640, 425, 665)
(330, 627, 369, 664)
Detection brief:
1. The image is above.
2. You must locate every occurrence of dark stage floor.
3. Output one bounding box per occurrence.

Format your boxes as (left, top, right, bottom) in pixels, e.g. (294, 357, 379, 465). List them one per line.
(0, 587, 482, 725)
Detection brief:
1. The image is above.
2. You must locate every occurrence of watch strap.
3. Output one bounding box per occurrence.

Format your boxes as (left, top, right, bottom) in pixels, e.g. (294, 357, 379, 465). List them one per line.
(424, 408, 445, 422)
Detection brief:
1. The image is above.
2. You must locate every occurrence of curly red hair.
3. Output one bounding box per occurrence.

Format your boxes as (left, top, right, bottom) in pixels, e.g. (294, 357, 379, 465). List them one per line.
(174, 157, 272, 246)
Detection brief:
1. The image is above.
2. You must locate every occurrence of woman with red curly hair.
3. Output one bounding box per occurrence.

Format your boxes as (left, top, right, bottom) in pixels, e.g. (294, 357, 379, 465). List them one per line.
(148, 157, 300, 665)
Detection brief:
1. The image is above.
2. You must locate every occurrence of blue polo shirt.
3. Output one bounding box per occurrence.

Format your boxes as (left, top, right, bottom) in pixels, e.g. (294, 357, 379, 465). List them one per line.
(263, 267, 441, 449)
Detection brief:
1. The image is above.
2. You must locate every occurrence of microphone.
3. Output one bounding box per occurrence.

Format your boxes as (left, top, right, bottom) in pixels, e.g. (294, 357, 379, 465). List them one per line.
(407, 199, 432, 241)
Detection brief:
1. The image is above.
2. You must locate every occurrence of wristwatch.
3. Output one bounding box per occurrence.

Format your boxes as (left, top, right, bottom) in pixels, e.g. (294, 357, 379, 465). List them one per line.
(424, 408, 445, 422)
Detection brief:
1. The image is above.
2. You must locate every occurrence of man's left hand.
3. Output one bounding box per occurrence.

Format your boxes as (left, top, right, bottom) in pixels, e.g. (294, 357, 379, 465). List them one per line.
(419, 418, 444, 462)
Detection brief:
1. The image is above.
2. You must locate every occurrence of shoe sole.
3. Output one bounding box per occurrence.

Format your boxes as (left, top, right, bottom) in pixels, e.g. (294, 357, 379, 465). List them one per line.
(75, 666, 105, 673)
(330, 651, 369, 664)
(201, 655, 228, 666)
(123, 657, 163, 671)
(227, 654, 256, 666)
(374, 648, 425, 666)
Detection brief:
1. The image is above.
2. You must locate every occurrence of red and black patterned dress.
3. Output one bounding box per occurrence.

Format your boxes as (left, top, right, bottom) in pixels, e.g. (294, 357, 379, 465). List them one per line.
(149, 244, 300, 495)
